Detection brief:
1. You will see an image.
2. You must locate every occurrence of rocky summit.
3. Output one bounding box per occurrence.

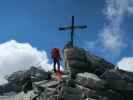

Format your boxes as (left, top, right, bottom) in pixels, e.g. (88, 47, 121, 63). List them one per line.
(0, 46, 133, 100)
(64, 47, 114, 77)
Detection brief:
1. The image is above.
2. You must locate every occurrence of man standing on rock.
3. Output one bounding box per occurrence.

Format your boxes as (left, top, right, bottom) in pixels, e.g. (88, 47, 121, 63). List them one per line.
(51, 48, 61, 73)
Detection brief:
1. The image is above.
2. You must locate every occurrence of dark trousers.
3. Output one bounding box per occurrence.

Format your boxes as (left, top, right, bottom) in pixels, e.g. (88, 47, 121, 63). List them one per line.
(53, 59, 60, 72)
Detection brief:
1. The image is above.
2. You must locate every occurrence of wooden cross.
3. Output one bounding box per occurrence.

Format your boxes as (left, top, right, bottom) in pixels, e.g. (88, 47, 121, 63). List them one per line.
(59, 16, 87, 47)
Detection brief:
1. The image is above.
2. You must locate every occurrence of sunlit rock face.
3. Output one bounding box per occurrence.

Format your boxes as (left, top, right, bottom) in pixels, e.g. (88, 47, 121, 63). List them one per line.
(64, 47, 114, 76)
(75, 72, 105, 90)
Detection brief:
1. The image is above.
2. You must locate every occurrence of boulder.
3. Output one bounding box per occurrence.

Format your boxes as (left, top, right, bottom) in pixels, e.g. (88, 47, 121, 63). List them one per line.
(1, 66, 51, 93)
(15, 91, 37, 100)
(67, 60, 91, 70)
(75, 72, 105, 90)
(101, 69, 133, 91)
(76, 84, 125, 100)
(62, 86, 82, 100)
(6, 66, 51, 83)
(64, 47, 87, 61)
(64, 47, 114, 76)
(34, 80, 60, 89)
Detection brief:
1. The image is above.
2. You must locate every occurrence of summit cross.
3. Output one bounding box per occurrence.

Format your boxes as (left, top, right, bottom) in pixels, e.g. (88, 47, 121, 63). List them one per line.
(59, 16, 87, 47)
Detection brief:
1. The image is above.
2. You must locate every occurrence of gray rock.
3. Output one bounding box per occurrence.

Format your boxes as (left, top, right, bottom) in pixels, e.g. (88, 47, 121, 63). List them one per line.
(34, 80, 60, 88)
(6, 66, 51, 83)
(101, 69, 133, 91)
(64, 47, 114, 76)
(0, 66, 51, 94)
(76, 72, 105, 90)
(76, 84, 125, 100)
(67, 60, 91, 70)
(62, 86, 82, 100)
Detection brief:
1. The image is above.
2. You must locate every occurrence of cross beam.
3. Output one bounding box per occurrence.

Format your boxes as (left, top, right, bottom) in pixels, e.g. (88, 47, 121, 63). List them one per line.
(59, 16, 87, 47)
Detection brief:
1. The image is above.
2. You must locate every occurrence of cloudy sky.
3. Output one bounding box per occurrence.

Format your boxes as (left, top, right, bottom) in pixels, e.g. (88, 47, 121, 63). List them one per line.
(0, 0, 133, 84)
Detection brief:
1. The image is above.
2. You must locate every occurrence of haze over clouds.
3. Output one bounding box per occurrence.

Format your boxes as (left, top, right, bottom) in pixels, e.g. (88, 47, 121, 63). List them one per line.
(86, 0, 133, 54)
(102, 0, 133, 71)
(0, 40, 52, 85)
(100, 0, 133, 52)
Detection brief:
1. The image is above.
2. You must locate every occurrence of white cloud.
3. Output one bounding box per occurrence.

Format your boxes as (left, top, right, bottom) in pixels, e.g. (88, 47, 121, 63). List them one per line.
(0, 40, 53, 85)
(100, 27, 123, 52)
(117, 57, 133, 72)
(100, 0, 133, 52)
(86, 0, 133, 55)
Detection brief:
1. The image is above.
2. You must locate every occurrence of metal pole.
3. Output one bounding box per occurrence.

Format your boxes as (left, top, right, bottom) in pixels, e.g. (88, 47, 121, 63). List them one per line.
(71, 16, 74, 47)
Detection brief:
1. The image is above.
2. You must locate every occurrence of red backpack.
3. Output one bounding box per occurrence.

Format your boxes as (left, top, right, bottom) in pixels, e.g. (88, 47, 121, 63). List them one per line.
(52, 48, 60, 59)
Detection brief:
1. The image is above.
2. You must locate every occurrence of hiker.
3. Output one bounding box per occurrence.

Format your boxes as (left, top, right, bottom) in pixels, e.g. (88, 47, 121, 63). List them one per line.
(51, 48, 61, 73)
